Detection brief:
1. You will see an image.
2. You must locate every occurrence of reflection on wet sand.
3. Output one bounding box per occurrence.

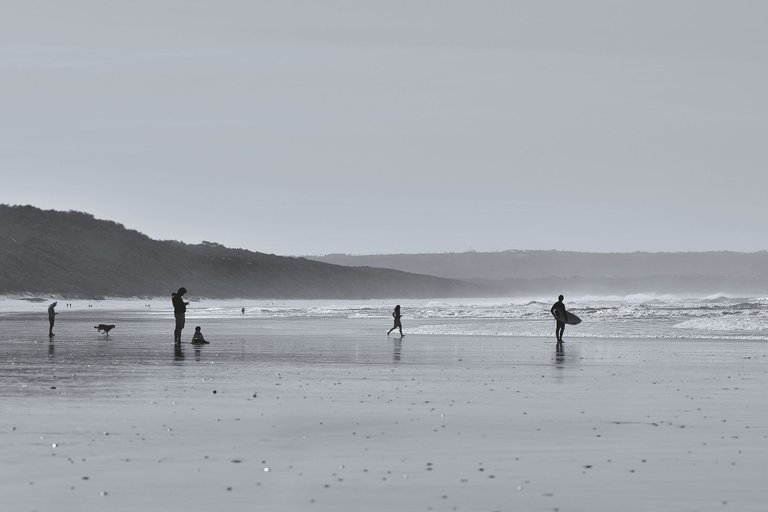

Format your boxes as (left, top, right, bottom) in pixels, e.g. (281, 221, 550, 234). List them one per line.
(555, 344, 565, 366)
(393, 337, 402, 363)
(174, 343, 184, 362)
(2, 313, 768, 512)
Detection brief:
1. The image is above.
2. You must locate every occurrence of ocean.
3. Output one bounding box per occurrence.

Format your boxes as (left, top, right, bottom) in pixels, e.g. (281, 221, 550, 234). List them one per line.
(3, 294, 767, 341)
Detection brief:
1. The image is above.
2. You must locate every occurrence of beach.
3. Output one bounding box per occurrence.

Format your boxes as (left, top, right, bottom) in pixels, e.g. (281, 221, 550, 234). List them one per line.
(2, 304, 768, 511)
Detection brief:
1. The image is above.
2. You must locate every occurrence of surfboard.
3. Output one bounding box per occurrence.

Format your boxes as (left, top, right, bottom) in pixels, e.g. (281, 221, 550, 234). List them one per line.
(555, 310, 582, 325)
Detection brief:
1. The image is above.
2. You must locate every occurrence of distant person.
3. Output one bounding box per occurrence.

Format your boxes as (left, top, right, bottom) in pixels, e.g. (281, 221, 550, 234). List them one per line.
(241, 307, 245, 315)
(191, 326, 209, 345)
(550, 294, 566, 345)
(387, 305, 404, 336)
(172, 287, 189, 343)
(47, 301, 57, 337)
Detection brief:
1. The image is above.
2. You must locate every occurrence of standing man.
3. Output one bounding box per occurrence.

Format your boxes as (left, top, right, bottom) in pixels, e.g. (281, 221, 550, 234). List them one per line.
(550, 294, 566, 345)
(172, 287, 189, 343)
(48, 301, 57, 337)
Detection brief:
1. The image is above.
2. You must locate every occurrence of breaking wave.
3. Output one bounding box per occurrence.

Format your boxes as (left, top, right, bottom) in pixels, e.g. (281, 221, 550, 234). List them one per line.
(3, 294, 767, 339)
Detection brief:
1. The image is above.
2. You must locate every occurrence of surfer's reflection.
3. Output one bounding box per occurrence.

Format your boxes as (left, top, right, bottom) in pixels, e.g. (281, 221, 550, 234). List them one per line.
(393, 337, 402, 363)
(553, 344, 566, 385)
(555, 343, 565, 366)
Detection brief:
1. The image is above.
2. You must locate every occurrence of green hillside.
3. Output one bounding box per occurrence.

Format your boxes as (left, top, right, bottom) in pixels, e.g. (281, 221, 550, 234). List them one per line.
(0, 205, 491, 299)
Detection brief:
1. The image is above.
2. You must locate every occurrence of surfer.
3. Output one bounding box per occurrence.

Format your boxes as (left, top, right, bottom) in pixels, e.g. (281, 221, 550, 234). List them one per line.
(387, 305, 404, 337)
(550, 295, 566, 345)
(48, 301, 57, 337)
(172, 287, 189, 344)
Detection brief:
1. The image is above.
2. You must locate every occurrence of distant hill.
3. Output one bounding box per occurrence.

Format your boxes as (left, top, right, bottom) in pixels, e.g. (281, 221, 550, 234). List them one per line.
(310, 250, 768, 296)
(0, 205, 494, 299)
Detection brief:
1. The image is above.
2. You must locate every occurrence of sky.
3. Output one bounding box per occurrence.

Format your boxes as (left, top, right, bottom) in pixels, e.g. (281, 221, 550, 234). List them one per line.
(2, 1, 767, 256)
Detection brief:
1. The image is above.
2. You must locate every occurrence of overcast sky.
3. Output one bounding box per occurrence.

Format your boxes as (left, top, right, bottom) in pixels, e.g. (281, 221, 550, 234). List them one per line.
(2, 1, 766, 255)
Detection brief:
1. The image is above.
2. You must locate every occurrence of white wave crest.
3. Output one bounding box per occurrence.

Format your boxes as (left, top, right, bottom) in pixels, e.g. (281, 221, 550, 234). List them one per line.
(674, 316, 768, 332)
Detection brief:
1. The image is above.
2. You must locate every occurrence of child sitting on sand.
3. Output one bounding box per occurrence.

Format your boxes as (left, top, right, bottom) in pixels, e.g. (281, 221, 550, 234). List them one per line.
(190, 326, 209, 344)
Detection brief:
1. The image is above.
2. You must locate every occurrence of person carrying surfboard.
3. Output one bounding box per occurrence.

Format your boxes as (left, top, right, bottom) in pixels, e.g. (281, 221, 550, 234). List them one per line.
(550, 295, 566, 345)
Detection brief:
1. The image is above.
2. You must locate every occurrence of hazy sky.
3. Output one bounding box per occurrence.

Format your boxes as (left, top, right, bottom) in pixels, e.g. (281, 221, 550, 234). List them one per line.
(2, 1, 767, 255)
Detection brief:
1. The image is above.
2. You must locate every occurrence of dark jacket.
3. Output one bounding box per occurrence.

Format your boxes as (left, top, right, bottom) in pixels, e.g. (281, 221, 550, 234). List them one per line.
(172, 293, 187, 315)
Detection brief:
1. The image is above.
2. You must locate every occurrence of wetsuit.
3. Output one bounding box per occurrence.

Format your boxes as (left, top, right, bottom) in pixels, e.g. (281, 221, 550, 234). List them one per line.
(551, 300, 566, 343)
(387, 308, 403, 336)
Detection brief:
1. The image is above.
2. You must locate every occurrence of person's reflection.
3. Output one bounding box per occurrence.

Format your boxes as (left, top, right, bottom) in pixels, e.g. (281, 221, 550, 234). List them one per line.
(554, 343, 565, 366)
(393, 337, 402, 363)
(194, 345, 202, 362)
(174, 342, 185, 361)
(48, 340, 55, 358)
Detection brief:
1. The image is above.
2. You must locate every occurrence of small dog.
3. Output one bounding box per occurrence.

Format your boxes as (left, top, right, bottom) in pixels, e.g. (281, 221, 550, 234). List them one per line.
(94, 324, 116, 335)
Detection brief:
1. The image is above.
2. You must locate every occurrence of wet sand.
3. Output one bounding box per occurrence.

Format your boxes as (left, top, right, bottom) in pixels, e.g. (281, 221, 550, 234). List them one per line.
(1, 310, 768, 511)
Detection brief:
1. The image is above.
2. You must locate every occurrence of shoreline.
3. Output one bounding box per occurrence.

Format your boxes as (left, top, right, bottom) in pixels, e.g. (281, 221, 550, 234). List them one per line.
(3, 299, 767, 342)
